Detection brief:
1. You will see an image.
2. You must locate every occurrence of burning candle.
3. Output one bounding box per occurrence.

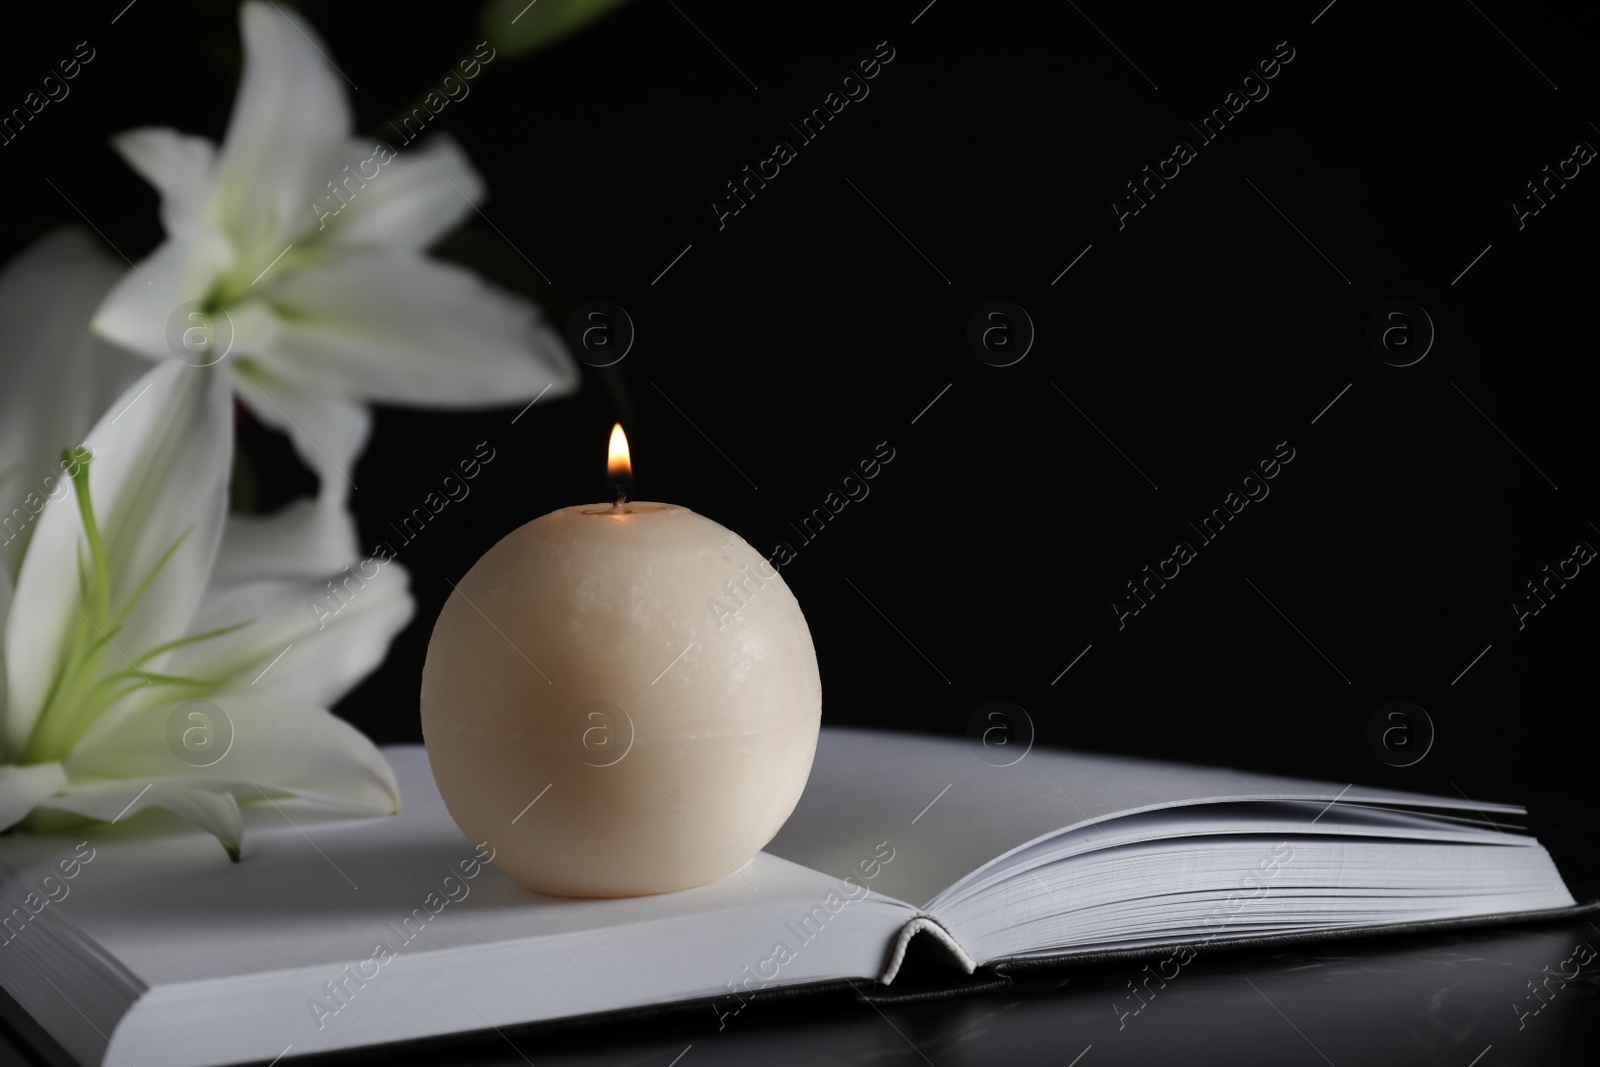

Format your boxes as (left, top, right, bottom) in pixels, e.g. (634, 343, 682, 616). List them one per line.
(420, 425, 822, 897)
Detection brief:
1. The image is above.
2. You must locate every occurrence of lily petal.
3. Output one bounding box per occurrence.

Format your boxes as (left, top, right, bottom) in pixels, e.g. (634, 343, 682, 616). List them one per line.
(211, 0, 352, 250)
(212, 498, 358, 585)
(0, 230, 150, 575)
(39, 780, 245, 860)
(231, 364, 371, 508)
(91, 236, 234, 363)
(66, 693, 399, 817)
(329, 133, 485, 252)
(109, 127, 218, 236)
(6, 361, 233, 756)
(247, 250, 578, 406)
(162, 560, 413, 708)
(0, 762, 66, 833)
(0, 561, 10, 743)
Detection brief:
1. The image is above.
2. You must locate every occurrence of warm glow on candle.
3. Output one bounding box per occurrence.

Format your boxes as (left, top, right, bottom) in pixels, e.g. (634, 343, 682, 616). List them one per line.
(608, 423, 631, 480)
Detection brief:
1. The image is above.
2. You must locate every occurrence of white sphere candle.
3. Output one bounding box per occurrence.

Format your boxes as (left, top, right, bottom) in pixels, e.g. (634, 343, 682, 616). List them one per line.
(420, 427, 822, 897)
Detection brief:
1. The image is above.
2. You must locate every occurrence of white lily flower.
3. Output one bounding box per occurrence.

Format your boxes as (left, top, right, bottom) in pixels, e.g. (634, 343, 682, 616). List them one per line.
(91, 0, 578, 507)
(1, 236, 414, 859)
(4, 230, 365, 586)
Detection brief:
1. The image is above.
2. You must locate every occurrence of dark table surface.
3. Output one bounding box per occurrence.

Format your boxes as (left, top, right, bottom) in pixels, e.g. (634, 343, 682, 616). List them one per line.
(8, 915, 1595, 1067)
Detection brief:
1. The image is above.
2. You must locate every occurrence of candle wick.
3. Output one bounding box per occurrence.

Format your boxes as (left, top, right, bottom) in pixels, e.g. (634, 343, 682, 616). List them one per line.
(610, 486, 629, 512)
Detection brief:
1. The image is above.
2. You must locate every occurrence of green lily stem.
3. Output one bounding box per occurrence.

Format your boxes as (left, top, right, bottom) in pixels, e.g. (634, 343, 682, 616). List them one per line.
(19, 450, 241, 764)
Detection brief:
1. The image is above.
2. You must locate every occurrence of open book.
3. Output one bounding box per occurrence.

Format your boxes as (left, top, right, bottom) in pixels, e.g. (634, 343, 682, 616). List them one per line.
(0, 727, 1578, 1067)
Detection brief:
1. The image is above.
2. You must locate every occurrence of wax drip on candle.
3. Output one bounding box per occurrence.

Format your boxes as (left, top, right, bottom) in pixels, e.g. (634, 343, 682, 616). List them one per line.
(607, 422, 634, 514)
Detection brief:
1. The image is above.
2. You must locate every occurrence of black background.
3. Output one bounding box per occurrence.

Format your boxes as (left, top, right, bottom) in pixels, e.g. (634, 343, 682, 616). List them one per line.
(2, 0, 1595, 830)
(3, 2, 1600, 1064)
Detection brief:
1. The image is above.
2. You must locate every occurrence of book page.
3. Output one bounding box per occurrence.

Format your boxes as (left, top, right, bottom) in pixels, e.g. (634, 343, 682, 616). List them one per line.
(765, 727, 1521, 910)
(0, 747, 916, 1067)
(0, 748, 902, 986)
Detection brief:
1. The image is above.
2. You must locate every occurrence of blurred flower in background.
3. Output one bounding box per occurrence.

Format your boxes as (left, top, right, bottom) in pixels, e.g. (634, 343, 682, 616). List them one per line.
(91, 0, 578, 507)
(0, 0, 628, 855)
(0, 233, 410, 856)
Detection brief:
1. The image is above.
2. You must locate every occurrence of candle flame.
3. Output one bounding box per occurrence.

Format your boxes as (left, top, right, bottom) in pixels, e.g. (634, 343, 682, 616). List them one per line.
(607, 423, 632, 480)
